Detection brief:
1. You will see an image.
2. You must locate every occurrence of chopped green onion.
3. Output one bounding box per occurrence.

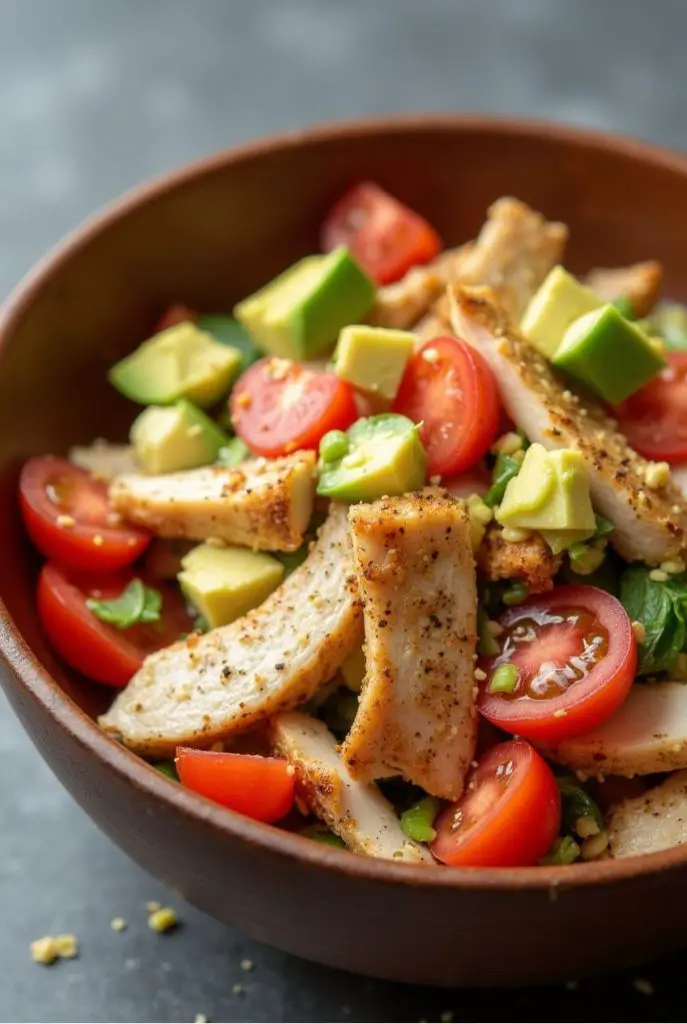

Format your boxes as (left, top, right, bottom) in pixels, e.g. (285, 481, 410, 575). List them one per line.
(320, 429, 349, 463)
(539, 835, 581, 866)
(299, 823, 345, 848)
(502, 581, 529, 606)
(611, 295, 635, 320)
(484, 452, 521, 508)
(594, 515, 614, 539)
(154, 761, 178, 781)
(400, 796, 441, 843)
(86, 578, 162, 630)
(217, 437, 250, 466)
(568, 543, 606, 576)
(558, 781, 604, 832)
(478, 607, 500, 657)
(488, 662, 519, 694)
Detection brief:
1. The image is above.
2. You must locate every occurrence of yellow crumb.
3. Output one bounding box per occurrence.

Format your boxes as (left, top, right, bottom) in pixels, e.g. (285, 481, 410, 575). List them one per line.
(54, 934, 78, 959)
(240, 958, 254, 971)
(92, 534, 104, 547)
(30, 937, 58, 965)
(644, 461, 671, 490)
(148, 906, 178, 933)
(146, 900, 161, 913)
(110, 917, 127, 933)
(631, 621, 647, 644)
(194, 1015, 209, 1024)
(56, 514, 76, 528)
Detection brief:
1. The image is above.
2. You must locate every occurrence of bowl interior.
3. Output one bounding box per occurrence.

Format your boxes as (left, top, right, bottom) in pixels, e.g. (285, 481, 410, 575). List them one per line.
(2, 117, 687, 747)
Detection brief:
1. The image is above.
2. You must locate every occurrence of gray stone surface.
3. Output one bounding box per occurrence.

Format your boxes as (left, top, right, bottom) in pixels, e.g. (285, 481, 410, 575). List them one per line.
(1, 0, 687, 1020)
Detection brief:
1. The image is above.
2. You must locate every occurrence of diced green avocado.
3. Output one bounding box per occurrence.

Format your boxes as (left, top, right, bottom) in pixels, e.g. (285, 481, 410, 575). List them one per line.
(340, 646, 365, 693)
(553, 304, 666, 404)
(317, 413, 427, 502)
(178, 543, 284, 628)
(216, 436, 251, 467)
(521, 266, 603, 359)
(109, 321, 242, 407)
(131, 399, 229, 474)
(234, 247, 375, 360)
(198, 314, 261, 370)
(496, 443, 596, 538)
(335, 325, 415, 400)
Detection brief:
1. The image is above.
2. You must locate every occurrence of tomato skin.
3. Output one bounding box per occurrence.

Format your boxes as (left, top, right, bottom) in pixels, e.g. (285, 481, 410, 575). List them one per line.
(37, 563, 193, 688)
(393, 337, 501, 477)
(20, 457, 150, 572)
(231, 358, 358, 458)
(431, 740, 561, 868)
(176, 748, 295, 823)
(156, 303, 197, 332)
(321, 182, 442, 285)
(478, 585, 637, 743)
(615, 352, 687, 462)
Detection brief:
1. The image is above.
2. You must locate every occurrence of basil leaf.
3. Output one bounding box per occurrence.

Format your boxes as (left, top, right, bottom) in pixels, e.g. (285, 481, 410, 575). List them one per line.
(86, 579, 162, 630)
(620, 567, 686, 675)
(484, 452, 521, 508)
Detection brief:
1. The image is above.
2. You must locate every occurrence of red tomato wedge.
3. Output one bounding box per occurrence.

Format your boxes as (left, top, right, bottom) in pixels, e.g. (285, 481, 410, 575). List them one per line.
(20, 457, 150, 571)
(478, 585, 637, 743)
(175, 748, 295, 823)
(393, 337, 501, 477)
(37, 563, 193, 688)
(321, 182, 442, 285)
(231, 357, 358, 457)
(615, 352, 687, 462)
(431, 740, 561, 867)
(155, 303, 197, 332)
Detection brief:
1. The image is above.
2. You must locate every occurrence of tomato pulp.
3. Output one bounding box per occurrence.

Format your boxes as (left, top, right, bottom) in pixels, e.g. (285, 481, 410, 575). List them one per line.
(431, 740, 561, 867)
(478, 585, 637, 742)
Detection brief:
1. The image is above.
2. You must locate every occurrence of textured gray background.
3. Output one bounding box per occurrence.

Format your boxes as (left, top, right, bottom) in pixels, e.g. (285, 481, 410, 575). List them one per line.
(2, 1, 687, 1021)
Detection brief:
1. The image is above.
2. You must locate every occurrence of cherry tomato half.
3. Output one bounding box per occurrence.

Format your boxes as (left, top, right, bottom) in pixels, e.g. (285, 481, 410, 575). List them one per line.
(155, 303, 197, 332)
(37, 562, 193, 687)
(393, 337, 501, 477)
(321, 182, 442, 285)
(20, 457, 150, 571)
(615, 352, 687, 462)
(176, 748, 295, 823)
(478, 585, 637, 743)
(231, 357, 358, 458)
(431, 740, 561, 867)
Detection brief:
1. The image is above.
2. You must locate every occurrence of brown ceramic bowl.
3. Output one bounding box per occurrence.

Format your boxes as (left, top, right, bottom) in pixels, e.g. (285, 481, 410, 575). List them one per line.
(2, 116, 687, 987)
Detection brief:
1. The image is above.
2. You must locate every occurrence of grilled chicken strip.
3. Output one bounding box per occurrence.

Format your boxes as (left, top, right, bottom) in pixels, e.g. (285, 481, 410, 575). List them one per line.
(69, 441, 140, 481)
(540, 681, 687, 778)
(99, 505, 362, 757)
(585, 260, 662, 318)
(109, 451, 316, 552)
(476, 522, 563, 594)
(607, 771, 687, 858)
(270, 712, 432, 862)
(342, 490, 478, 800)
(369, 247, 467, 329)
(449, 284, 687, 564)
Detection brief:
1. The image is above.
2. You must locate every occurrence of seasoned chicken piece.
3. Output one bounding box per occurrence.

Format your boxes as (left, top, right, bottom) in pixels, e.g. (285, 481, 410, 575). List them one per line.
(69, 440, 139, 480)
(449, 285, 687, 564)
(585, 260, 662, 318)
(341, 490, 478, 800)
(369, 247, 467, 329)
(607, 771, 687, 858)
(109, 451, 316, 552)
(476, 522, 562, 594)
(99, 505, 362, 757)
(541, 682, 687, 778)
(270, 712, 432, 862)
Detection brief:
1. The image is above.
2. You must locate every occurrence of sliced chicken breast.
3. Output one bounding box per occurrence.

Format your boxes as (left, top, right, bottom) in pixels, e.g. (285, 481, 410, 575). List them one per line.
(99, 505, 362, 757)
(341, 490, 478, 800)
(585, 260, 662, 318)
(270, 712, 433, 862)
(369, 247, 467, 329)
(607, 770, 687, 859)
(477, 522, 562, 594)
(69, 441, 140, 480)
(448, 284, 687, 564)
(109, 451, 316, 552)
(541, 682, 687, 778)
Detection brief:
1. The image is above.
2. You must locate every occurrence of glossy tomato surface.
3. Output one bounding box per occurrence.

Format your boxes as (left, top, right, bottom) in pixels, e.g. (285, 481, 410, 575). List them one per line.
(615, 352, 687, 462)
(176, 749, 295, 823)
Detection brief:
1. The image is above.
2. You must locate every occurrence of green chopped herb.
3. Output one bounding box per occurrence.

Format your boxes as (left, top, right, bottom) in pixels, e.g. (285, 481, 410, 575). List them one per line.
(484, 452, 521, 508)
(478, 607, 500, 657)
(400, 796, 440, 843)
(620, 566, 687, 676)
(558, 780, 604, 833)
(488, 662, 519, 694)
(593, 515, 615, 539)
(192, 614, 210, 633)
(154, 761, 178, 781)
(299, 823, 345, 848)
(320, 429, 349, 464)
(539, 834, 581, 866)
(86, 578, 162, 629)
(502, 581, 529, 606)
(611, 295, 635, 320)
(568, 542, 606, 576)
(217, 437, 250, 466)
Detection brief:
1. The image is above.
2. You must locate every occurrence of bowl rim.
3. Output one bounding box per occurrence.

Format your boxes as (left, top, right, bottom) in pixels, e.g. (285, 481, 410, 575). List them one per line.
(3, 112, 687, 893)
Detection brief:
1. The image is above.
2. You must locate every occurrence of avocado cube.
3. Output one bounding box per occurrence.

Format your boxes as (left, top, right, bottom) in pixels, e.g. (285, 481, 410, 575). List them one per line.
(553, 304, 666, 404)
(521, 266, 603, 359)
(130, 399, 229, 474)
(496, 443, 596, 536)
(335, 325, 415, 400)
(198, 314, 261, 371)
(234, 247, 376, 360)
(178, 544, 285, 628)
(109, 322, 242, 407)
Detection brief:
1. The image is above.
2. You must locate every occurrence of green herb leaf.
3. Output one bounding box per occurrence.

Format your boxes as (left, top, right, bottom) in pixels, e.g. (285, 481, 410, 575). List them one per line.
(594, 515, 615, 539)
(539, 834, 581, 866)
(299, 823, 345, 848)
(558, 781, 604, 832)
(217, 437, 250, 466)
(478, 607, 500, 657)
(192, 614, 210, 633)
(502, 581, 530, 606)
(484, 452, 521, 508)
(154, 761, 178, 781)
(400, 796, 441, 843)
(86, 579, 162, 630)
(620, 566, 686, 676)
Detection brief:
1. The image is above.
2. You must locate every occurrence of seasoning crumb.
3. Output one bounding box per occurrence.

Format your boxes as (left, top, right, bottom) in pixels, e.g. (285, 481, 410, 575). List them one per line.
(473, 668, 487, 682)
(56, 514, 76, 528)
(146, 900, 161, 913)
(631, 620, 647, 644)
(240, 957, 254, 971)
(148, 907, 178, 933)
(429, 475, 442, 485)
(30, 933, 79, 965)
(644, 461, 670, 490)
(110, 917, 127, 933)
(194, 1015, 209, 1023)
(633, 977, 655, 996)
(92, 533, 104, 547)
(553, 708, 567, 718)
(232, 983, 244, 996)
(649, 569, 668, 583)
